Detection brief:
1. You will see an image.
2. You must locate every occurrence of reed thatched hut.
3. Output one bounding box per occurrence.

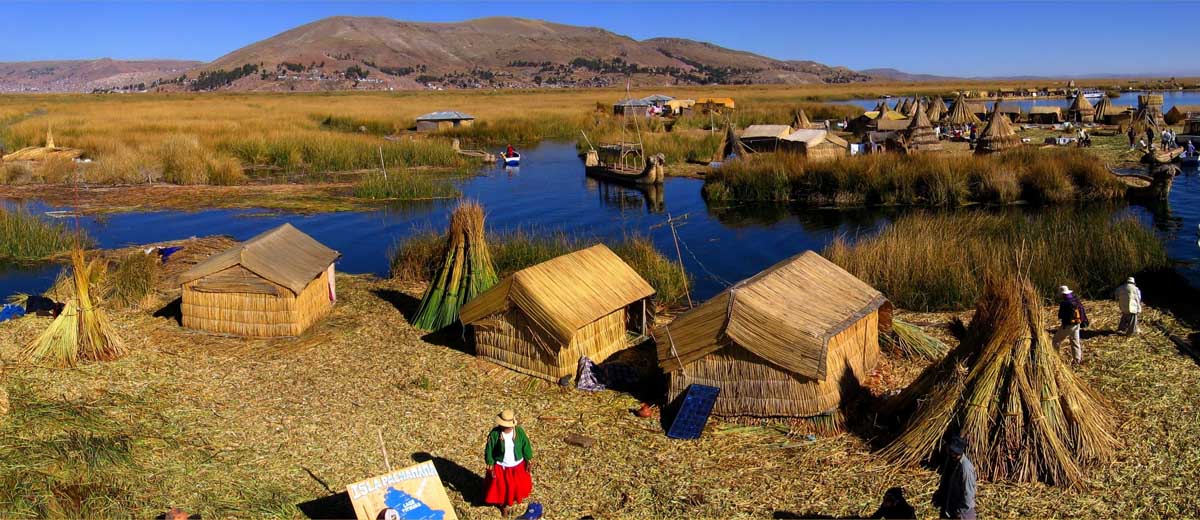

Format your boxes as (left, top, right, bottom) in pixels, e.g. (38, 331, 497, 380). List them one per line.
(1026, 106, 1063, 124)
(1067, 94, 1096, 123)
(179, 224, 339, 337)
(1165, 105, 1200, 125)
(780, 129, 849, 161)
(460, 245, 655, 382)
(904, 100, 943, 152)
(926, 97, 948, 123)
(740, 125, 794, 153)
(654, 251, 889, 419)
(944, 93, 982, 127)
(976, 102, 1020, 154)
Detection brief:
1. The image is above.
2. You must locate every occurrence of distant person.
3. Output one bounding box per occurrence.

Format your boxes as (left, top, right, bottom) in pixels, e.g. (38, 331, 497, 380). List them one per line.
(483, 409, 533, 517)
(1115, 277, 1143, 336)
(933, 436, 976, 519)
(869, 487, 917, 519)
(1054, 285, 1090, 365)
(1147, 127, 1156, 151)
(969, 125, 977, 142)
(1188, 140, 1196, 157)
(506, 144, 515, 157)
(1128, 126, 1137, 149)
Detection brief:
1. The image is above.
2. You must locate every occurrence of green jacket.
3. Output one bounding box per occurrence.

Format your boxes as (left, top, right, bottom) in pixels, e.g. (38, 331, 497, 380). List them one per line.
(484, 426, 533, 466)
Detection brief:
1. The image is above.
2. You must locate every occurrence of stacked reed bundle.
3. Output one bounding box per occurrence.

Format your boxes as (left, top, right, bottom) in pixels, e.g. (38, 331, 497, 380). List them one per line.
(24, 249, 125, 367)
(412, 201, 498, 331)
(880, 318, 948, 360)
(879, 273, 1117, 486)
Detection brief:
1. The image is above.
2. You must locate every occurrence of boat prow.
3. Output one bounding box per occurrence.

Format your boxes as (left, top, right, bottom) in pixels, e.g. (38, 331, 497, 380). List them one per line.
(583, 150, 665, 186)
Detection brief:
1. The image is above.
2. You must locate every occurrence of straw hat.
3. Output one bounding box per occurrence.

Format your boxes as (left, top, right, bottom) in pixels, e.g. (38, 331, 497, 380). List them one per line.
(496, 409, 517, 428)
(1059, 286, 1073, 295)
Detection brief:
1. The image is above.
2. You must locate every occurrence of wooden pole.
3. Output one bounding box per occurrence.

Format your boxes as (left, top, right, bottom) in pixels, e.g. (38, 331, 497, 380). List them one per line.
(377, 428, 391, 472)
(378, 146, 387, 180)
(665, 212, 693, 309)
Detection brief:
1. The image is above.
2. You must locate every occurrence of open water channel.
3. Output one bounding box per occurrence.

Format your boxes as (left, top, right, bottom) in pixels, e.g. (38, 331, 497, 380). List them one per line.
(2, 140, 1199, 303)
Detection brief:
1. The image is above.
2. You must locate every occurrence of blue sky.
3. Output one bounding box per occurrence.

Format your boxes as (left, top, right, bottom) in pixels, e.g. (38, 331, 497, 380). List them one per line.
(2, 1, 1193, 77)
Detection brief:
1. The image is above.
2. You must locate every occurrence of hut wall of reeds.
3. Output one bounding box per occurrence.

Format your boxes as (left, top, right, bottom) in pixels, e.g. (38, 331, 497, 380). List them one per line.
(781, 129, 849, 161)
(461, 244, 655, 381)
(655, 252, 888, 418)
(976, 102, 1021, 155)
(1067, 94, 1096, 123)
(904, 100, 943, 152)
(1027, 106, 1063, 124)
(178, 224, 339, 337)
(1165, 105, 1200, 125)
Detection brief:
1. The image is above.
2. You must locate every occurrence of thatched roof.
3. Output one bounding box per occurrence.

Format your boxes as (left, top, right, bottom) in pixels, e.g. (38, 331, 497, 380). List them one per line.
(944, 94, 982, 126)
(1067, 94, 1096, 122)
(872, 117, 912, 132)
(873, 101, 891, 115)
(1165, 105, 1200, 124)
(792, 109, 820, 129)
(655, 251, 885, 381)
(905, 100, 942, 151)
(741, 125, 794, 140)
(460, 244, 654, 345)
(926, 97, 948, 122)
(782, 129, 848, 148)
(179, 223, 340, 296)
(713, 124, 751, 162)
(976, 102, 1021, 154)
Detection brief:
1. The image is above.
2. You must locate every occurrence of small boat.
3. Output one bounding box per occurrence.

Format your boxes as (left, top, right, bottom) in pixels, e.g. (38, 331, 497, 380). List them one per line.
(583, 147, 665, 186)
(1112, 164, 1179, 201)
(501, 151, 520, 167)
(1082, 91, 1104, 101)
(1141, 146, 1184, 165)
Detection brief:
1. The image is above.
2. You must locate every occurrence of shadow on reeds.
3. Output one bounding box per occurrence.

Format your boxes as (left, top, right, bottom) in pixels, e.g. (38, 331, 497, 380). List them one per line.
(295, 491, 354, 519)
(153, 297, 182, 325)
(420, 324, 474, 356)
(371, 288, 420, 319)
(411, 452, 485, 507)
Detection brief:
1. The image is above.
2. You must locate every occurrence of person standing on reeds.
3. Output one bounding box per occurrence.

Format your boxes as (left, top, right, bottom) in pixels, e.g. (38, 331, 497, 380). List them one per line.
(1053, 286, 1090, 365)
(483, 409, 533, 517)
(1128, 125, 1137, 149)
(932, 436, 976, 519)
(1115, 277, 1142, 336)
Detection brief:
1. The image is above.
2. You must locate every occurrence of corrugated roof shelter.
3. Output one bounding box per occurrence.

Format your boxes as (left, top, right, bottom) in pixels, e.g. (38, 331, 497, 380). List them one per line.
(460, 244, 656, 381)
(614, 98, 653, 116)
(655, 251, 889, 419)
(179, 223, 339, 337)
(415, 111, 475, 132)
(641, 94, 675, 106)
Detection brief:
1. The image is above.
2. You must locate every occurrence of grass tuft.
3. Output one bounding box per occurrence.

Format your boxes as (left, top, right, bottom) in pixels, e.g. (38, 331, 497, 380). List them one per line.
(0, 206, 90, 260)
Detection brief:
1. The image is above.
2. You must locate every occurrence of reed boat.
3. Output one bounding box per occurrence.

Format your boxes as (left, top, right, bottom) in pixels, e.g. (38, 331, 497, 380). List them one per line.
(1141, 146, 1184, 165)
(1112, 164, 1179, 201)
(501, 151, 520, 167)
(582, 146, 665, 186)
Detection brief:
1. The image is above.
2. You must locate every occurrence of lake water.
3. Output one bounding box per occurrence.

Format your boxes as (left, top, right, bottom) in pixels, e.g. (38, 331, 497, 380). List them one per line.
(2, 140, 1198, 303)
(839, 90, 1200, 112)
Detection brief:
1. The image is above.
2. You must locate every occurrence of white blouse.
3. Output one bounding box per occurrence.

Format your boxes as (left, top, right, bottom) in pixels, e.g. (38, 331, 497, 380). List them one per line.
(498, 430, 523, 467)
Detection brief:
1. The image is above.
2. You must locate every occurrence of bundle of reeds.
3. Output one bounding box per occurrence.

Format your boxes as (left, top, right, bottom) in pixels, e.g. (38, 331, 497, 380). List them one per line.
(411, 201, 498, 331)
(23, 249, 126, 367)
(879, 273, 1117, 486)
(880, 318, 948, 360)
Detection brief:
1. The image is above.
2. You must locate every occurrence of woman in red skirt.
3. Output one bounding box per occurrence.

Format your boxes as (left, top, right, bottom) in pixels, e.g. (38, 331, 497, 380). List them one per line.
(483, 409, 533, 516)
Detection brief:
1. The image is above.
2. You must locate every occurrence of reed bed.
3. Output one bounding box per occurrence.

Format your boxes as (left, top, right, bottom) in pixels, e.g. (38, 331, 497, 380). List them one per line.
(411, 201, 498, 330)
(704, 148, 1126, 206)
(824, 209, 1168, 311)
(391, 229, 691, 309)
(879, 274, 1118, 486)
(352, 171, 461, 200)
(105, 252, 161, 310)
(0, 206, 88, 260)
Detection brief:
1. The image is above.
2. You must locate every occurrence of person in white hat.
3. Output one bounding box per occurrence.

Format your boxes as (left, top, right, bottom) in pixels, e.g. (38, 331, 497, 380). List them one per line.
(1053, 285, 1089, 365)
(1115, 277, 1142, 336)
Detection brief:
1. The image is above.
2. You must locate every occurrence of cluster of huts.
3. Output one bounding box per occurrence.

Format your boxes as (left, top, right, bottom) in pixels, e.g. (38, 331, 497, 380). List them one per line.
(613, 94, 735, 117)
(179, 223, 889, 424)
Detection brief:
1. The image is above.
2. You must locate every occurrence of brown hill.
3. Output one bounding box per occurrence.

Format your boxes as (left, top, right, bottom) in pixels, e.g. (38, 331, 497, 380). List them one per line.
(0, 58, 200, 93)
(191, 16, 871, 91)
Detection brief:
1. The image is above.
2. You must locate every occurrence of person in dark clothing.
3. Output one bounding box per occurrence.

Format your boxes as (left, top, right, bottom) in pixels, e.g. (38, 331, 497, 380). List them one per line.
(1053, 285, 1090, 365)
(933, 436, 977, 519)
(1146, 127, 1156, 151)
(869, 487, 917, 519)
(1127, 126, 1136, 149)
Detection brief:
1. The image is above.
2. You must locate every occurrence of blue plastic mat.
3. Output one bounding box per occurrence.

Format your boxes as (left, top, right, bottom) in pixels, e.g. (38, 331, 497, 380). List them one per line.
(666, 384, 720, 440)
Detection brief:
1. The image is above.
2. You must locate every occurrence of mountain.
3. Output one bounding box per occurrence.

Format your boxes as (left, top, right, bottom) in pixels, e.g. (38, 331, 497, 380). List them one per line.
(0, 58, 200, 93)
(183, 16, 873, 91)
(860, 68, 955, 83)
